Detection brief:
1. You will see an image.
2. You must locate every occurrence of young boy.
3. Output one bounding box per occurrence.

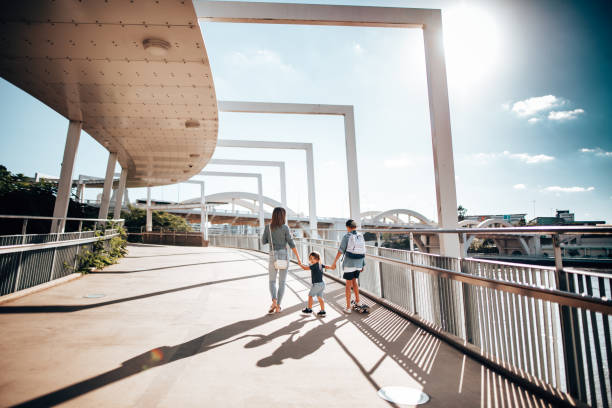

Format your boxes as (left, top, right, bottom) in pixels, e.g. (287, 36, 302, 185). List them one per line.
(299, 251, 333, 317)
(331, 219, 366, 313)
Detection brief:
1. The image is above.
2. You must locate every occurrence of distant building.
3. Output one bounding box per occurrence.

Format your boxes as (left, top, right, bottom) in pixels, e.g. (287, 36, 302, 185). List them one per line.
(529, 209, 605, 226)
(463, 213, 526, 225)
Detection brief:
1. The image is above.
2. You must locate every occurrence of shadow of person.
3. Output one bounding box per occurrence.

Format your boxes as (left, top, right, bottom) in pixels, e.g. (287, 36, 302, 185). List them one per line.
(244, 315, 311, 348)
(11, 304, 304, 408)
(257, 316, 347, 367)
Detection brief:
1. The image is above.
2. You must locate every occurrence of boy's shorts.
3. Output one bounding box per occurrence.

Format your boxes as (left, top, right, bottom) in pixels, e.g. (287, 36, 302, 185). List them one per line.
(309, 282, 325, 297)
(343, 270, 360, 280)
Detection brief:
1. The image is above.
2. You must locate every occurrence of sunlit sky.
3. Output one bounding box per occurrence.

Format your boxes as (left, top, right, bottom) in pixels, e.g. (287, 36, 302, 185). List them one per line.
(1, 0, 611, 222)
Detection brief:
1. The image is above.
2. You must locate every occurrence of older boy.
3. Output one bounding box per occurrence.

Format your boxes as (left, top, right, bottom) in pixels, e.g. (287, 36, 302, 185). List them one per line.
(331, 219, 366, 313)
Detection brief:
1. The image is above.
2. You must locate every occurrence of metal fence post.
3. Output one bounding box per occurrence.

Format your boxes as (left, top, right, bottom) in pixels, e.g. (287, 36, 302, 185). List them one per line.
(377, 245, 384, 298)
(13, 222, 28, 292)
(553, 233, 584, 401)
(409, 232, 417, 314)
(48, 231, 60, 281)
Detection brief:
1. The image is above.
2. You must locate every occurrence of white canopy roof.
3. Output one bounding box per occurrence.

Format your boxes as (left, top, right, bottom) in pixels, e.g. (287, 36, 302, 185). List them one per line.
(0, 0, 218, 187)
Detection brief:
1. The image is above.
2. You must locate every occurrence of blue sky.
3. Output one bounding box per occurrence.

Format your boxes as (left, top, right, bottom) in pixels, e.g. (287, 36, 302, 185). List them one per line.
(0, 0, 610, 222)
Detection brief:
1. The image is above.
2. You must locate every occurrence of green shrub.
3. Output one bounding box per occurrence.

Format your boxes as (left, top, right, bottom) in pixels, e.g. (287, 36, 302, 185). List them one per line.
(74, 227, 128, 272)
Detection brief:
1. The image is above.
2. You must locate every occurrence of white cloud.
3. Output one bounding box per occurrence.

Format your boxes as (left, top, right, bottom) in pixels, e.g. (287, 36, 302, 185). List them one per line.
(471, 151, 554, 164)
(513, 184, 526, 190)
(543, 186, 595, 193)
(580, 147, 612, 157)
(548, 108, 584, 121)
(510, 95, 563, 117)
(527, 118, 540, 124)
(228, 49, 296, 73)
(504, 151, 555, 164)
(352, 42, 364, 55)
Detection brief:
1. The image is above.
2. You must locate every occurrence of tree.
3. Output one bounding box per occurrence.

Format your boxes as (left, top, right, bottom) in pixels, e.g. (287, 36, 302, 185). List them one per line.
(121, 206, 192, 233)
(0, 165, 97, 234)
(457, 205, 468, 221)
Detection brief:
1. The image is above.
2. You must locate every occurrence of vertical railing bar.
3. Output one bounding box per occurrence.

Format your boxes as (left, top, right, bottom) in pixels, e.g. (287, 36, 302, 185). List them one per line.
(576, 274, 596, 406)
(598, 276, 612, 405)
(585, 276, 608, 408)
(503, 264, 518, 369)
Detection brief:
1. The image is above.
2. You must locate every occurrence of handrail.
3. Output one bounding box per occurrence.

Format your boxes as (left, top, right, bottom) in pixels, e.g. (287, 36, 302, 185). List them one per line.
(0, 232, 120, 255)
(313, 226, 612, 235)
(0, 214, 124, 223)
(303, 239, 612, 314)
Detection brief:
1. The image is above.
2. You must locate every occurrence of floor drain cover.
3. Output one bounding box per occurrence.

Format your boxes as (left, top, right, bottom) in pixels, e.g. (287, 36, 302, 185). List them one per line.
(377, 386, 429, 405)
(83, 294, 105, 299)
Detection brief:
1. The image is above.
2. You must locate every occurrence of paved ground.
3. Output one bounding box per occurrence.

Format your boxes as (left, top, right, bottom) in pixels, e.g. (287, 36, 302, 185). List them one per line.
(0, 244, 552, 407)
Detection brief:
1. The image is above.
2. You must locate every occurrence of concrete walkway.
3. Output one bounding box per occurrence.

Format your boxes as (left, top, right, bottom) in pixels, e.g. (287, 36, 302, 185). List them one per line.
(0, 245, 552, 407)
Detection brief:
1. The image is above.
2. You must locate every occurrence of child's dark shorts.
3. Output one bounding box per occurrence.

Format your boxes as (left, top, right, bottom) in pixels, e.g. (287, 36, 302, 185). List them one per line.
(343, 270, 360, 280)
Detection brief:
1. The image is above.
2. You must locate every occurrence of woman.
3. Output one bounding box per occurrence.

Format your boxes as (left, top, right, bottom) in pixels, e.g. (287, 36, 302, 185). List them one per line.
(262, 207, 302, 314)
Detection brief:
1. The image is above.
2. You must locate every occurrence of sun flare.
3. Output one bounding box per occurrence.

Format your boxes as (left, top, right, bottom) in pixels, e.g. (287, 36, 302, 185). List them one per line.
(443, 5, 502, 85)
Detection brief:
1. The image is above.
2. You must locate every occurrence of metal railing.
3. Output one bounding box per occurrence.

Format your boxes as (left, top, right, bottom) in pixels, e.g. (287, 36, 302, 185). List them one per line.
(0, 215, 124, 296)
(209, 226, 612, 408)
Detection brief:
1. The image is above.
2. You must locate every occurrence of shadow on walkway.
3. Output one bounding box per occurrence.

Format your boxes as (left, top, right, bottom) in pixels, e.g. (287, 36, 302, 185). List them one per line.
(92, 258, 254, 274)
(0, 272, 267, 314)
(125, 251, 238, 259)
(10, 303, 307, 408)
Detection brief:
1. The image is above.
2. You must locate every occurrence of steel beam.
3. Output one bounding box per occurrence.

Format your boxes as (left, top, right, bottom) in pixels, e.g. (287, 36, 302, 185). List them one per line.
(216, 139, 316, 236)
(198, 171, 264, 232)
(217, 101, 361, 228)
(209, 158, 287, 207)
(198, 1, 458, 254)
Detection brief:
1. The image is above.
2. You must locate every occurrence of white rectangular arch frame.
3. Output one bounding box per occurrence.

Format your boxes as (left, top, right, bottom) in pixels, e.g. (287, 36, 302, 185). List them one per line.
(216, 139, 316, 237)
(145, 180, 207, 239)
(208, 158, 286, 208)
(197, 1, 459, 256)
(199, 170, 264, 232)
(217, 101, 359, 229)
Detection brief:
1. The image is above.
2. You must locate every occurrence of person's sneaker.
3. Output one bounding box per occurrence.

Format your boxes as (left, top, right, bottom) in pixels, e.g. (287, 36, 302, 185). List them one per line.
(343, 307, 352, 313)
(317, 310, 326, 317)
(301, 307, 313, 315)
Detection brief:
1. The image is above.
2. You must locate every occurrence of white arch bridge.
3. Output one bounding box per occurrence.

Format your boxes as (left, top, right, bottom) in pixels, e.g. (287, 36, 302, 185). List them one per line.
(137, 194, 537, 255)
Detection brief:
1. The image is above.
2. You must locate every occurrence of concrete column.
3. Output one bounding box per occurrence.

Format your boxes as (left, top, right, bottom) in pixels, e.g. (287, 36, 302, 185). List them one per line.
(98, 152, 118, 221)
(257, 176, 264, 233)
(231, 198, 235, 213)
(423, 13, 460, 257)
(146, 187, 153, 232)
(305, 144, 318, 237)
(200, 182, 208, 240)
(113, 168, 128, 220)
(279, 161, 287, 208)
(343, 107, 361, 226)
(51, 120, 82, 233)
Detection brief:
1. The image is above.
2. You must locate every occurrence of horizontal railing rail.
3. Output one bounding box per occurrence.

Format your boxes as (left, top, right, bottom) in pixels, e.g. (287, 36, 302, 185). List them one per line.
(0, 216, 123, 297)
(209, 230, 611, 408)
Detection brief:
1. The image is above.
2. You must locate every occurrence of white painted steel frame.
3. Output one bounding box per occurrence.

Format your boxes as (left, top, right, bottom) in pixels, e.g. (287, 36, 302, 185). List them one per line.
(198, 1, 460, 256)
(199, 171, 264, 231)
(217, 101, 359, 228)
(208, 158, 287, 207)
(145, 180, 207, 239)
(216, 139, 316, 236)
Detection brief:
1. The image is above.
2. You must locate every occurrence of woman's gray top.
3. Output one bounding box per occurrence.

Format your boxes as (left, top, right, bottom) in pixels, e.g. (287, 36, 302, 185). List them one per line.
(262, 224, 296, 250)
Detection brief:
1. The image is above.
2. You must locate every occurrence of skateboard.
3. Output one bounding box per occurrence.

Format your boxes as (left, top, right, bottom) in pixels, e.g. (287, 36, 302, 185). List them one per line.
(352, 303, 370, 314)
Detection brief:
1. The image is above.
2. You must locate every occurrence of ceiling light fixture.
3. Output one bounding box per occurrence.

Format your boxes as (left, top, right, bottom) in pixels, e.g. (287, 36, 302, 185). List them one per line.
(185, 119, 200, 128)
(142, 38, 170, 56)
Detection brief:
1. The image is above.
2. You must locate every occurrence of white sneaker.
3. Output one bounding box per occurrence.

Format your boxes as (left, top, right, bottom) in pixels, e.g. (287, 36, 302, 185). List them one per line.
(343, 307, 352, 313)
